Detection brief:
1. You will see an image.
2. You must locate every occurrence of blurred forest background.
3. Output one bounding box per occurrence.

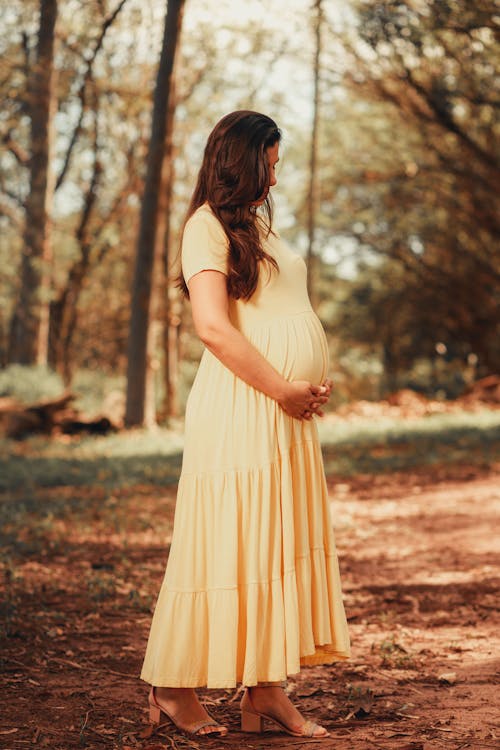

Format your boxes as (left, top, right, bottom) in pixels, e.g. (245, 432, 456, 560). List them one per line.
(1, 5, 499, 747)
(0, 0, 498, 431)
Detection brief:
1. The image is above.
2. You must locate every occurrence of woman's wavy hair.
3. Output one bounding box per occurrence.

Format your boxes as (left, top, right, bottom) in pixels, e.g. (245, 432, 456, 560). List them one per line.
(177, 110, 282, 300)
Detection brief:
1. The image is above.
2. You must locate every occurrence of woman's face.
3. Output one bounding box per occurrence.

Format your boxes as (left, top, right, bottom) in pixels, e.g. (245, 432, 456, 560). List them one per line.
(251, 141, 280, 206)
(267, 141, 280, 189)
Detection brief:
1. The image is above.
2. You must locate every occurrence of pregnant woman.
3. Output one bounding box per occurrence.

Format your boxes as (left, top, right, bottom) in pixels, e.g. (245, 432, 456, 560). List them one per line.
(140, 110, 351, 739)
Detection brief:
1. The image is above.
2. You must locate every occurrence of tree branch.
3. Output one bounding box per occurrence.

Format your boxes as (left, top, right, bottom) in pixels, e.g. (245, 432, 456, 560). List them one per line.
(0, 194, 23, 226)
(55, 0, 129, 190)
(2, 129, 30, 165)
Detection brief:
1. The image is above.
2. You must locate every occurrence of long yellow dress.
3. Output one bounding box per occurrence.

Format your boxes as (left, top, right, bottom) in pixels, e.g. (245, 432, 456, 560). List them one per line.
(140, 204, 350, 688)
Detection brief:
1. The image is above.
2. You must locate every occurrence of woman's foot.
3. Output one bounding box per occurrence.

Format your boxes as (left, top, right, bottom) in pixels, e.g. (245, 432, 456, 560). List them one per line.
(150, 687, 228, 737)
(242, 685, 328, 738)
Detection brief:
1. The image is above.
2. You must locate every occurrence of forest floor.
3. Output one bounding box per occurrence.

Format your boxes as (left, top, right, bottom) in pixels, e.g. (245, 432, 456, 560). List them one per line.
(1, 411, 499, 750)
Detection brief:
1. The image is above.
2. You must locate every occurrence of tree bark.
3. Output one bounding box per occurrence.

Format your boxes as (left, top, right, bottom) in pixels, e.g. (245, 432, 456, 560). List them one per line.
(125, 0, 185, 427)
(158, 87, 179, 423)
(145, 86, 177, 427)
(306, 0, 322, 307)
(8, 0, 57, 365)
(49, 94, 101, 383)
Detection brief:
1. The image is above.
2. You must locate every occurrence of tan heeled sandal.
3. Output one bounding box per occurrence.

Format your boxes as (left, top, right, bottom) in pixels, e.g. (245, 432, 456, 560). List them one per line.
(149, 687, 228, 737)
(240, 687, 329, 739)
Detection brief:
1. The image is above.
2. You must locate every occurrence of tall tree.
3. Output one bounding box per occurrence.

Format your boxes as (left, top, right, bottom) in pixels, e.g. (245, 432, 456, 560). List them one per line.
(8, 0, 57, 365)
(317, 0, 500, 381)
(157, 88, 180, 423)
(306, 0, 323, 306)
(47, 0, 129, 382)
(125, 0, 185, 427)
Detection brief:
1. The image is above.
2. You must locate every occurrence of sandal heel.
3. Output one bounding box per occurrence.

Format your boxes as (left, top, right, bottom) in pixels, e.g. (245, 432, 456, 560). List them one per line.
(241, 709, 263, 733)
(149, 704, 162, 724)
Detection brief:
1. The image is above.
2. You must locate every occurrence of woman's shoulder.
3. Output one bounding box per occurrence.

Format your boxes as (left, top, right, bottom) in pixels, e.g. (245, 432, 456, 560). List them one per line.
(183, 203, 228, 248)
(187, 202, 219, 226)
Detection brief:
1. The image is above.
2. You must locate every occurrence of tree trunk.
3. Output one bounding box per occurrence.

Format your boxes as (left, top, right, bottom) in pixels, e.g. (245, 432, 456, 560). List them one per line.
(157, 87, 179, 424)
(9, 0, 57, 365)
(306, 0, 322, 308)
(125, 0, 185, 427)
(49, 103, 101, 384)
(48, 2, 127, 381)
(161, 291, 183, 422)
(146, 84, 177, 427)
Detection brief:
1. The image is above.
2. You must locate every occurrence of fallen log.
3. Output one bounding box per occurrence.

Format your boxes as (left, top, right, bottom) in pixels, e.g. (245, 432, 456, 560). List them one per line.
(0, 392, 76, 439)
(0, 392, 117, 439)
(58, 415, 117, 436)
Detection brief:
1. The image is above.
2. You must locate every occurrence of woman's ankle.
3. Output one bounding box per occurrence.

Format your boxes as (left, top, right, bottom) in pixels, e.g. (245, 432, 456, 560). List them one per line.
(154, 686, 193, 700)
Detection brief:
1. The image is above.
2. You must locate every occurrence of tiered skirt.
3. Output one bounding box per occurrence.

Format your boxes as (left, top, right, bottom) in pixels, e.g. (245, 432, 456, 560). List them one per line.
(141, 319, 350, 688)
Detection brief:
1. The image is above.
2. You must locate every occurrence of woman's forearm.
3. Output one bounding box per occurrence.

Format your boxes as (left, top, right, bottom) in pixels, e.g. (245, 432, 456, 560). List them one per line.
(200, 321, 289, 402)
(187, 270, 327, 418)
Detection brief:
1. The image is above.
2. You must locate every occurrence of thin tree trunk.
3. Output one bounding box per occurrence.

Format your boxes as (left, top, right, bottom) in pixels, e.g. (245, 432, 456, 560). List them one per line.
(49, 94, 101, 383)
(147, 86, 176, 426)
(158, 88, 179, 423)
(306, 0, 322, 307)
(144, 319, 161, 428)
(163, 292, 182, 421)
(48, 3, 128, 381)
(125, 0, 185, 427)
(9, 0, 57, 365)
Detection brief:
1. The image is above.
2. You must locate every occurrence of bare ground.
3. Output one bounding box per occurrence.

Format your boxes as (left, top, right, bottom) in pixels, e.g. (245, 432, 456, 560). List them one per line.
(1, 461, 499, 750)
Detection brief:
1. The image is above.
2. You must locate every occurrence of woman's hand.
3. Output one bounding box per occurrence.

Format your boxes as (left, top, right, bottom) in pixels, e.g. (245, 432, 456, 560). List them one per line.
(307, 378, 333, 418)
(278, 380, 330, 420)
(315, 378, 333, 415)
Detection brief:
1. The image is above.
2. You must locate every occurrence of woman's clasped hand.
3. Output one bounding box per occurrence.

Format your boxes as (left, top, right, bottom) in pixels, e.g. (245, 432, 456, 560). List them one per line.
(278, 377, 333, 420)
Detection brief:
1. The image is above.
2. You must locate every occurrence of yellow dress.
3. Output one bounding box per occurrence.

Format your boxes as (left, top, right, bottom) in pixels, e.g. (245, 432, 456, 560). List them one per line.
(140, 204, 350, 688)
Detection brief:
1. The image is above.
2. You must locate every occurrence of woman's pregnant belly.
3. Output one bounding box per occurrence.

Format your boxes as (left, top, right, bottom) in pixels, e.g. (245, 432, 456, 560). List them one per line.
(247, 311, 329, 386)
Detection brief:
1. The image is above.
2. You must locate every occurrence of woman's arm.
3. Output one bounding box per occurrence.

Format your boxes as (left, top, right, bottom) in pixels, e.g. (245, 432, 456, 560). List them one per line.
(187, 270, 328, 420)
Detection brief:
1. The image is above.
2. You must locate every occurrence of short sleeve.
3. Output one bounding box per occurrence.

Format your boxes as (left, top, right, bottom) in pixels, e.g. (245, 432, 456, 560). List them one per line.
(181, 209, 229, 285)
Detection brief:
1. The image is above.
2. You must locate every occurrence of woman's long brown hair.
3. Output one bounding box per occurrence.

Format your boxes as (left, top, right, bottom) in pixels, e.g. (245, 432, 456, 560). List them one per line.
(176, 110, 282, 300)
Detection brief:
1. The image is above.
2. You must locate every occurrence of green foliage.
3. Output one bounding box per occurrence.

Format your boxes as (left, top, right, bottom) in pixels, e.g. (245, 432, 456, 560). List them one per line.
(71, 368, 125, 417)
(0, 365, 64, 404)
(313, 0, 500, 388)
(1, 0, 497, 404)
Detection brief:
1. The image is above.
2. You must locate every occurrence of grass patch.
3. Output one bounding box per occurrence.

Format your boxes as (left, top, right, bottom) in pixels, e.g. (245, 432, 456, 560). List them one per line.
(319, 409, 500, 475)
(0, 427, 184, 492)
(0, 409, 498, 497)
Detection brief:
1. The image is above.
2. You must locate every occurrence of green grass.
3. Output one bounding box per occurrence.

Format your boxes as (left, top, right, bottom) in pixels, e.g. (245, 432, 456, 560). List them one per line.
(318, 409, 500, 475)
(0, 408, 498, 566)
(0, 428, 184, 492)
(1, 408, 499, 495)
(0, 364, 64, 403)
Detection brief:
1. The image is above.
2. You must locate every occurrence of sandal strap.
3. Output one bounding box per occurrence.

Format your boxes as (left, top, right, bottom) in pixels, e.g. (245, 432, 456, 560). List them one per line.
(190, 719, 225, 735)
(302, 719, 321, 737)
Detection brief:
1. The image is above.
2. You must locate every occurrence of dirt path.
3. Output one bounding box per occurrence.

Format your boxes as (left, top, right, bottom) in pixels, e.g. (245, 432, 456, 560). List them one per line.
(1, 462, 499, 750)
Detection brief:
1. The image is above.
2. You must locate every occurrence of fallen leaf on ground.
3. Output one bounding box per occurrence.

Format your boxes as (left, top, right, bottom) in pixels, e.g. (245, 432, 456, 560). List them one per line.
(437, 671, 457, 684)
